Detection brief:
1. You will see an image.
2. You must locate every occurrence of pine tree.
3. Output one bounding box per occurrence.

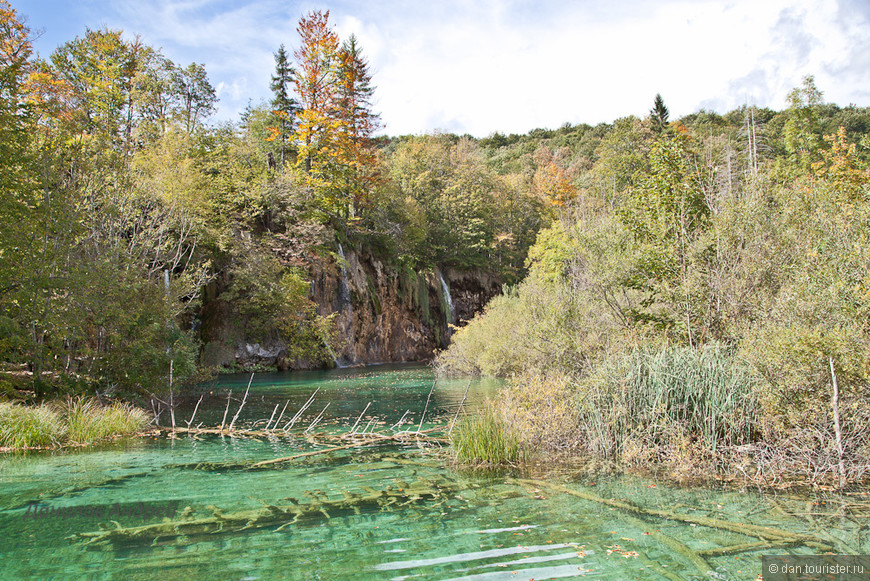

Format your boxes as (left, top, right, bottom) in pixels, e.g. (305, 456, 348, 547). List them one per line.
(650, 93, 669, 134)
(269, 44, 298, 169)
(334, 34, 381, 216)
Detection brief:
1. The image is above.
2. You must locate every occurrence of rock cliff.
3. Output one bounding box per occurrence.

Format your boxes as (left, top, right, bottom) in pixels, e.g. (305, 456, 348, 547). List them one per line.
(198, 245, 500, 370)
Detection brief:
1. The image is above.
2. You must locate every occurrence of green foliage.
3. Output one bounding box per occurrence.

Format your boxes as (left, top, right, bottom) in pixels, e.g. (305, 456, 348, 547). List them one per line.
(617, 136, 710, 340)
(223, 241, 336, 367)
(383, 134, 543, 277)
(440, 77, 870, 483)
(783, 75, 824, 172)
(650, 93, 670, 134)
(269, 44, 298, 169)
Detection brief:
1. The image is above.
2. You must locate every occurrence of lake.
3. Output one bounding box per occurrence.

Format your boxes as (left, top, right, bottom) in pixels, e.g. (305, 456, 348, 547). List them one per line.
(0, 365, 861, 580)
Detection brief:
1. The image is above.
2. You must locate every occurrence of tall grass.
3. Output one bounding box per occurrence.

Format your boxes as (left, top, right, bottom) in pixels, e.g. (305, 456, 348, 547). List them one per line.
(451, 404, 524, 466)
(0, 398, 149, 448)
(0, 402, 66, 448)
(64, 398, 150, 444)
(578, 343, 759, 459)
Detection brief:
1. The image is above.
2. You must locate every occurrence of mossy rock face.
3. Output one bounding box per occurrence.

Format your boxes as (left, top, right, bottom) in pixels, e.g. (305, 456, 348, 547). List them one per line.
(366, 275, 382, 316)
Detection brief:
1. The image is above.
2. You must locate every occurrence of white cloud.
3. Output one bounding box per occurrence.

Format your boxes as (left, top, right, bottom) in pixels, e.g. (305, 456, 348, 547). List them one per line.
(22, 0, 870, 135)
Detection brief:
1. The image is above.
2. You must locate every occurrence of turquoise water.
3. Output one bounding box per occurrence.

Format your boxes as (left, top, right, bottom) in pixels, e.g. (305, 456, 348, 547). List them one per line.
(0, 365, 863, 580)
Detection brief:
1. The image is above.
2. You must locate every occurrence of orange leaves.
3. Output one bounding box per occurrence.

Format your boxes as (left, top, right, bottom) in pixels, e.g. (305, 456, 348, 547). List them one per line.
(293, 10, 340, 114)
(532, 147, 577, 207)
(0, 0, 31, 71)
(23, 63, 77, 123)
(289, 11, 381, 219)
(265, 126, 280, 142)
(812, 126, 868, 200)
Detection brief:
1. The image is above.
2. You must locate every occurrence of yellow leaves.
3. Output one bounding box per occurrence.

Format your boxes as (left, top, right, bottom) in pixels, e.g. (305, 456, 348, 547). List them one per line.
(23, 66, 76, 123)
(0, 0, 31, 69)
(265, 126, 280, 142)
(533, 160, 577, 207)
(812, 126, 868, 201)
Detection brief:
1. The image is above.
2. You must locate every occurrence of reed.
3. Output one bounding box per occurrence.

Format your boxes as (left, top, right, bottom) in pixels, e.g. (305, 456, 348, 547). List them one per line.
(0, 402, 65, 448)
(451, 404, 524, 466)
(579, 343, 759, 459)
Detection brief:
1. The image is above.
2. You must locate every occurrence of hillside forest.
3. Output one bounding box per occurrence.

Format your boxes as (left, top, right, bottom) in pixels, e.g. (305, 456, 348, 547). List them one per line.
(3, 3, 870, 484)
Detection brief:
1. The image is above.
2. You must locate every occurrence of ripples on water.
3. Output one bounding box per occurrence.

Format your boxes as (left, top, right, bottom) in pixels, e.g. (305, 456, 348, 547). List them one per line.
(0, 365, 863, 580)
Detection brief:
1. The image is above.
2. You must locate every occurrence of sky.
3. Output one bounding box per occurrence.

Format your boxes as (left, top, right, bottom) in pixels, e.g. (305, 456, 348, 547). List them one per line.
(13, 0, 870, 137)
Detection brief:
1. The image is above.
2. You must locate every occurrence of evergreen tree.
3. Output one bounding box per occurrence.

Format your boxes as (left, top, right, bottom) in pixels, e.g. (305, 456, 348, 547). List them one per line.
(269, 44, 298, 169)
(650, 93, 669, 134)
(334, 34, 381, 216)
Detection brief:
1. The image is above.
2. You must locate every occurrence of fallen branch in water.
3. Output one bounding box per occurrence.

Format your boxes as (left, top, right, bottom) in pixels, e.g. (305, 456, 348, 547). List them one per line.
(249, 428, 446, 468)
(511, 478, 834, 552)
(697, 540, 793, 557)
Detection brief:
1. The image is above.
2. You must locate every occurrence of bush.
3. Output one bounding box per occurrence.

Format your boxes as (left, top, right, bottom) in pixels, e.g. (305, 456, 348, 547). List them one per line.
(500, 373, 581, 452)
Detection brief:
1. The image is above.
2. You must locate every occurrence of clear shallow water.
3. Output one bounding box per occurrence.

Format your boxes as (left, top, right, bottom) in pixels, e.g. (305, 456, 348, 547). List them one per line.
(0, 364, 864, 580)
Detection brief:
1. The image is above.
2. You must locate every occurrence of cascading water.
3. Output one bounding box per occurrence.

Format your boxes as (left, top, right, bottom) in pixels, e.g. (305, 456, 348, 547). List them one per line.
(439, 270, 455, 334)
(332, 244, 352, 367)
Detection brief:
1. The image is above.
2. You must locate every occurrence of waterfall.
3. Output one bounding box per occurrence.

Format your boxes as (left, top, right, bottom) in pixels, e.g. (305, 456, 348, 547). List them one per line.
(439, 270, 455, 329)
(332, 243, 352, 368)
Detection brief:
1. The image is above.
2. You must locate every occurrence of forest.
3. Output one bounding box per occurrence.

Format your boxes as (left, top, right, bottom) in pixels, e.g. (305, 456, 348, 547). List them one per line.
(439, 79, 870, 486)
(0, 4, 545, 401)
(3, 1, 870, 486)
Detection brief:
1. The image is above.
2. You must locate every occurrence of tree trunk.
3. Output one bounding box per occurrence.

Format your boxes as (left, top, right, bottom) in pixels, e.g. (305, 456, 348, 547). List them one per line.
(829, 356, 846, 489)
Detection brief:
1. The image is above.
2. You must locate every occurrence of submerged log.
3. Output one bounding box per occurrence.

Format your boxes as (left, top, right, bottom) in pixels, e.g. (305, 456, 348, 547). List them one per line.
(71, 477, 456, 546)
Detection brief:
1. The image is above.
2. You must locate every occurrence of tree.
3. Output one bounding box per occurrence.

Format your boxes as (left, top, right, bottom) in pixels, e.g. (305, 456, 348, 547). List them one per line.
(293, 10, 340, 177)
(650, 93, 670, 134)
(131, 48, 178, 140)
(0, 0, 36, 303)
(0, 0, 33, 197)
(784, 75, 823, 172)
(333, 34, 382, 217)
(618, 136, 709, 343)
(50, 28, 142, 152)
(268, 44, 298, 169)
(172, 62, 216, 133)
(532, 146, 577, 207)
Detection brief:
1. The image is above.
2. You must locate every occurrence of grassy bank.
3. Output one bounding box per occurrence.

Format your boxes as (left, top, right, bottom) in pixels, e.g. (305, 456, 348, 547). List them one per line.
(0, 398, 150, 449)
(442, 337, 870, 489)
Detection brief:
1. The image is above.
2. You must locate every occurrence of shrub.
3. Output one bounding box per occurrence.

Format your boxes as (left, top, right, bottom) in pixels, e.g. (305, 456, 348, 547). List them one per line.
(500, 373, 581, 451)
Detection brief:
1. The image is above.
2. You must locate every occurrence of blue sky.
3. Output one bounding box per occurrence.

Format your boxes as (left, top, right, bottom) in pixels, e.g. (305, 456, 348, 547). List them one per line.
(13, 0, 870, 136)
